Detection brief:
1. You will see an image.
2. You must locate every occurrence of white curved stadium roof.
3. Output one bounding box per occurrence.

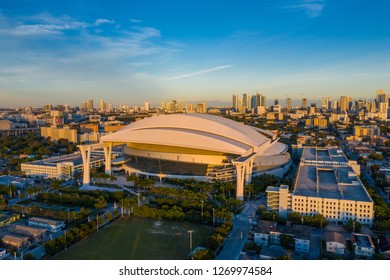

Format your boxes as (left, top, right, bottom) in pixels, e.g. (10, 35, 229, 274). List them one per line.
(101, 114, 274, 155)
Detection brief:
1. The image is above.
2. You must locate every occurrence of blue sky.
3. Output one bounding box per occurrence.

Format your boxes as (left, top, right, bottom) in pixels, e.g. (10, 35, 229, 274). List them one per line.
(0, 0, 390, 107)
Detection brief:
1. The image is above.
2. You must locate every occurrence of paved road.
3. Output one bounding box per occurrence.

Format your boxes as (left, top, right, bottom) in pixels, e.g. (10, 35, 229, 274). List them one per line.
(217, 200, 262, 260)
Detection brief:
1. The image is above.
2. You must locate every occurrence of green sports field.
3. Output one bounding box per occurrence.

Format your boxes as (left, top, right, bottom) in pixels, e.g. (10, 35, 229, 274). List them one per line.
(54, 216, 211, 260)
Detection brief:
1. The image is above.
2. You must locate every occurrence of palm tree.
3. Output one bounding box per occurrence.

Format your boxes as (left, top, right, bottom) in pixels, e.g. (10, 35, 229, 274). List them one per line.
(244, 183, 254, 201)
(0, 199, 7, 210)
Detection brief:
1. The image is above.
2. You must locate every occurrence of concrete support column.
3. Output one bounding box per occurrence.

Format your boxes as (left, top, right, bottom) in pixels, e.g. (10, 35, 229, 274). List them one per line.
(79, 145, 92, 186)
(235, 163, 246, 201)
(103, 142, 113, 174)
(245, 158, 254, 184)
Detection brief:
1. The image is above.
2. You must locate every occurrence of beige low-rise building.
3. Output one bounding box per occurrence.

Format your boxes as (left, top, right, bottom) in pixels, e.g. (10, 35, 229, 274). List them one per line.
(253, 220, 311, 253)
(9, 225, 47, 241)
(0, 213, 20, 227)
(2, 234, 30, 249)
(266, 147, 374, 226)
(253, 220, 277, 246)
(28, 217, 65, 232)
(21, 151, 106, 179)
(325, 231, 346, 255)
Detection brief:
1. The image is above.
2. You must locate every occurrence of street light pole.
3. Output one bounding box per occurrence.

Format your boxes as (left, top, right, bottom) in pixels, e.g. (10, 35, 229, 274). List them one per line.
(64, 230, 67, 250)
(188, 230, 194, 253)
(212, 208, 215, 231)
(96, 214, 99, 231)
(201, 200, 204, 223)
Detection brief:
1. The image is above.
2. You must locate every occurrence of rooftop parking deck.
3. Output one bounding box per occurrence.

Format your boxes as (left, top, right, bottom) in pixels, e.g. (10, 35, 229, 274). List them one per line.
(294, 165, 372, 202)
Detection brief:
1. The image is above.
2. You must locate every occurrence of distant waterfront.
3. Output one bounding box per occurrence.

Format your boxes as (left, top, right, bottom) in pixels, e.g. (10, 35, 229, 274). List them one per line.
(54, 217, 211, 260)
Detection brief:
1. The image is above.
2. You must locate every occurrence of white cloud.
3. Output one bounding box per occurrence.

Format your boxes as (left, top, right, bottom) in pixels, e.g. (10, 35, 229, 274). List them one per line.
(0, 11, 178, 89)
(7, 21, 87, 35)
(159, 65, 233, 81)
(286, 0, 326, 18)
(94, 18, 115, 26)
(130, 18, 142, 23)
(124, 26, 161, 41)
(0, 12, 88, 35)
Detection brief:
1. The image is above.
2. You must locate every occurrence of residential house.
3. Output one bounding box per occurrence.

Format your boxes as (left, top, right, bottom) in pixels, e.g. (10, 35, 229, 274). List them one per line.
(0, 213, 20, 227)
(325, 231, 346, 255)
(9, 225, 47, 241)
(28, 217, 65, 232)
(253, 221, 277, 246)
(351, 233, 375, 258)
(0, 248, 8, 259)
(253, 220, 311, 253)
(2, 234, 30, 249)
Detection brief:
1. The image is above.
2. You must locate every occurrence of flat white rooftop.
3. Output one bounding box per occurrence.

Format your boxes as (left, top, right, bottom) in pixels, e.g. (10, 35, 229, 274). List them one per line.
(294, 165, 372, 202)
(302, 147, 348, 164)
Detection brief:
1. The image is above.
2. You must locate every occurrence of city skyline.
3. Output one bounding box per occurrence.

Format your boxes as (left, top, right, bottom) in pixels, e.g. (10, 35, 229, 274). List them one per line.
(1, 1, 390, 106)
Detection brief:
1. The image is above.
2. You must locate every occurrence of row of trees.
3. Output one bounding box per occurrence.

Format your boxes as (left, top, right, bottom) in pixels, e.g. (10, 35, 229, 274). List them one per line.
(36, 192, 107, 210)
(251, 174, 293, 194)
(208, 221, 233, 250)
(126, 174, 156, 190)
(163, 178, 213, 193)
(256, 205, 328, 229)
(91, 170, 117, 183)
(0, 135, 77, 171)
(60, 188, 127, 204)
(0, 184, 17, 198)
(148, 186, 208, 201)
(119, 201, 233, 226)
(189, 248, 215, 260)
(44, 209, 118, 257)
(44, 220, 98, 257)
(161, 178, 249, 206)
(10, 204, 92, 223)
(287, 212, 328, 228)
(365, 184, 390, 232)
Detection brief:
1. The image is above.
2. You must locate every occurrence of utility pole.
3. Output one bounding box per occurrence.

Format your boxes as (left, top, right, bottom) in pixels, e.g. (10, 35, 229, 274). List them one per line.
(64, 230, 67, 250)
(188, 230, 194, 253)
(212, 208, 215, 231)
(201, 200, 204, 223)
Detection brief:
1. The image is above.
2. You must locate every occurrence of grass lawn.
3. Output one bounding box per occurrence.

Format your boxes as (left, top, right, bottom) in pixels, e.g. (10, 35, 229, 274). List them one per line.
(54, 216, 211, 260)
